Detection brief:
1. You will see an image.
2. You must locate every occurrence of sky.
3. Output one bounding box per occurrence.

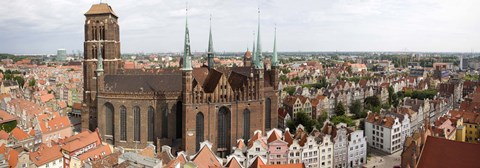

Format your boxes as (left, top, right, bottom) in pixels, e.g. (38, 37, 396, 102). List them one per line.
(0, 0, 479, 54)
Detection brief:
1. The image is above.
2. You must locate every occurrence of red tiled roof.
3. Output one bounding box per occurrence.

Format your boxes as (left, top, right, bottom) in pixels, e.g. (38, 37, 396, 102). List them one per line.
(417, 136, 480, 168)
(225, 157, 242, 168)
(10, 127, 30, 141)
(77, 145, 112, 161)
(0, 130, 8, 140)
(249, 156, 265, 168)
(191, 145, 222, 168)
(61, 130, 101, 152)
(30, 144, 63, 166)
(260, 163, 305, 168)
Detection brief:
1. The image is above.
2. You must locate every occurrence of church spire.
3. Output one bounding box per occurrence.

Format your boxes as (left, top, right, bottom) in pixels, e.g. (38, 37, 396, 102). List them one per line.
(271, 25, 279, 67)
(252, 31, 256, 66)
(207, 14, 214, 68)
(254, 8, 263, 69)
(182, 4, 192, 71)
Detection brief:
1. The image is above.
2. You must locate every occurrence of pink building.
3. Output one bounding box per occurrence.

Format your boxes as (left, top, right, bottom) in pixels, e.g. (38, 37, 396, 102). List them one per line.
(36, 112, 73, 144)
(266, 129, 289, 165)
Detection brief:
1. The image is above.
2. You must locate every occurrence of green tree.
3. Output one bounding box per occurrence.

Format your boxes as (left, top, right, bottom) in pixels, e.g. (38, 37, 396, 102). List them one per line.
(29, 78, 36, 87)
(350, 100, 362, 118)
(365, 96, 381, 107)
(13, 76, 25, 88)
(317, 112, 329, 128)
(331, 115, 355, 127)
(335, 101, 346, 116)
(286, 111, 321, 133)
(283, 87, 296, 96)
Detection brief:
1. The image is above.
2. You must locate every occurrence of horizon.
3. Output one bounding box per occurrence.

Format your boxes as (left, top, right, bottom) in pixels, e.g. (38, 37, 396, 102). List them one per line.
(1, 0, 479, 54)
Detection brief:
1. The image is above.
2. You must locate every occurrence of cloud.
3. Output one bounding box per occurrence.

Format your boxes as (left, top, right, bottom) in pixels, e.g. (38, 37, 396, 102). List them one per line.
(0, 0, 479, 54)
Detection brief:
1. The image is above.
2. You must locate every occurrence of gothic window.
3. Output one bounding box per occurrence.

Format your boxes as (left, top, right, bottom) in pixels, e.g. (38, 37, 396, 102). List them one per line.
(120, 106, 127, 141)
(217, 107, 231, 151)
(161, 106, 168, 138)
(133, 106, 141, 141)
(92, 45, 96, 59)
(196, 112, 204, 151)
(148, 106, 155, 142)
(243, 109, 251, 141)
(105, 103, 114, 136)
(176, 101, 183, 139)
(265, 98, 272, 130)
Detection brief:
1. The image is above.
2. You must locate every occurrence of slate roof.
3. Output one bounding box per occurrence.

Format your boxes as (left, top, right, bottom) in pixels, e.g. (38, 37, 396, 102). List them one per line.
(104, 74, 182, 92)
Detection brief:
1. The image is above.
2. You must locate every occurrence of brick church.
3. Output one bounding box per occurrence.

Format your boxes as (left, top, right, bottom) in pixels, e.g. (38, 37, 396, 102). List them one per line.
(81, 3, 280, 156)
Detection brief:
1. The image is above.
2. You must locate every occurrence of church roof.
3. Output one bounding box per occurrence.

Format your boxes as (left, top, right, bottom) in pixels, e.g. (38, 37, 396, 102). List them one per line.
(85, 3, 118, 17)
(104, 74, 182, 92)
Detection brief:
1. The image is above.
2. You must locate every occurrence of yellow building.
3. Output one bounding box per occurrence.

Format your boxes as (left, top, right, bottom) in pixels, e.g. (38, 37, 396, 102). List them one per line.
(451, 110, 480, 143)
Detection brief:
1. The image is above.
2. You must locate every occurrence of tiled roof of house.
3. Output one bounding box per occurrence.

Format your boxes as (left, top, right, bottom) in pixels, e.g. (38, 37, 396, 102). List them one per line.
(417, 136, 480, 168)
(249, 156, 265, 168)
(29, 143, 63, 166)
(225, 156, 242, 168)
(10, 127, 30, 141)
(260, 163, 305, 168)
(77, 145, 112, 162)
(191, 144, 222, 168)
(61, 129, 101, 152)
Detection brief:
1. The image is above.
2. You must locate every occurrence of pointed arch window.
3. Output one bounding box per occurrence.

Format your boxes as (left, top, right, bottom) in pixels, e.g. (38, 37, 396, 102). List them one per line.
(133, 106, 141, 141)
(196, 112, 204, 151)
(243, 109, 251, 141)
(105, 103, 114, 136)
(265, 98, 272, 130)
(148, 106, 155, 142)
(120, 106, 127, 141)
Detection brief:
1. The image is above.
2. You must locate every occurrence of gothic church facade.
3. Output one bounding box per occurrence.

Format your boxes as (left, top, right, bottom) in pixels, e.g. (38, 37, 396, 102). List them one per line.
(81, 3, 280, 155)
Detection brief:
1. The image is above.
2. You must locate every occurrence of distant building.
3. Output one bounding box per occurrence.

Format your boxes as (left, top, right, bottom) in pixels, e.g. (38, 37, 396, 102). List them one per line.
(57, 49, 67, 62)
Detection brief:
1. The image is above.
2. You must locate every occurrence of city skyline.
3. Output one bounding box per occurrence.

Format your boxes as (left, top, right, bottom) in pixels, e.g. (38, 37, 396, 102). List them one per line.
(1, 0, 480, 54)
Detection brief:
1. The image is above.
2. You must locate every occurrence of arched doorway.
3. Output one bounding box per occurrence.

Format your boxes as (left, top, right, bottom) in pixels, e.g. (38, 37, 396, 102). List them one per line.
(265, 98, 272, 130)
(217, 106, 231, 157)
(196, 112, 204, 151)
(176, 101, 183, 139)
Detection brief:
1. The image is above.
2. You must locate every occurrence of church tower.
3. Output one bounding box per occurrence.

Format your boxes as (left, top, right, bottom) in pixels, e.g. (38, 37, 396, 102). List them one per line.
(181, 7, 194, 154)
(82, 3, 122, 131)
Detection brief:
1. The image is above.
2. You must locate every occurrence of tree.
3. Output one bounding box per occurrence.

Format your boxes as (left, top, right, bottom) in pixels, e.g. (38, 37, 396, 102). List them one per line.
(349, 100, 362, 118)
(286, 111, 321, 133)
(283, 87, 296, 96)
(13, 76, 25, 88)
(29, 78, 36, 87)
(335, 101, 346, 116)
(331, 115, 355, 127)
(365, 96, 381, 107)
(317, 112, 328, 128)
(280, 74, 288, 82)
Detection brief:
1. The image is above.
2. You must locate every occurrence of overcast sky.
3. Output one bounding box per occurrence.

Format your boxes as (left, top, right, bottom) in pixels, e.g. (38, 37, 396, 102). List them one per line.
(1, 0, 479, 54)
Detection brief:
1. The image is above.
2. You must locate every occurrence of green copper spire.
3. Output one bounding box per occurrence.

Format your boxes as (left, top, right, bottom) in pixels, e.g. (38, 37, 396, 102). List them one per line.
(254, 8, 263, 69)
(96, 42, 104, 73)
(207, 15, 214, 68)
(182, 6, 192, 71)
(252, 31, 256, 66)
(271, 26, 279, 67)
